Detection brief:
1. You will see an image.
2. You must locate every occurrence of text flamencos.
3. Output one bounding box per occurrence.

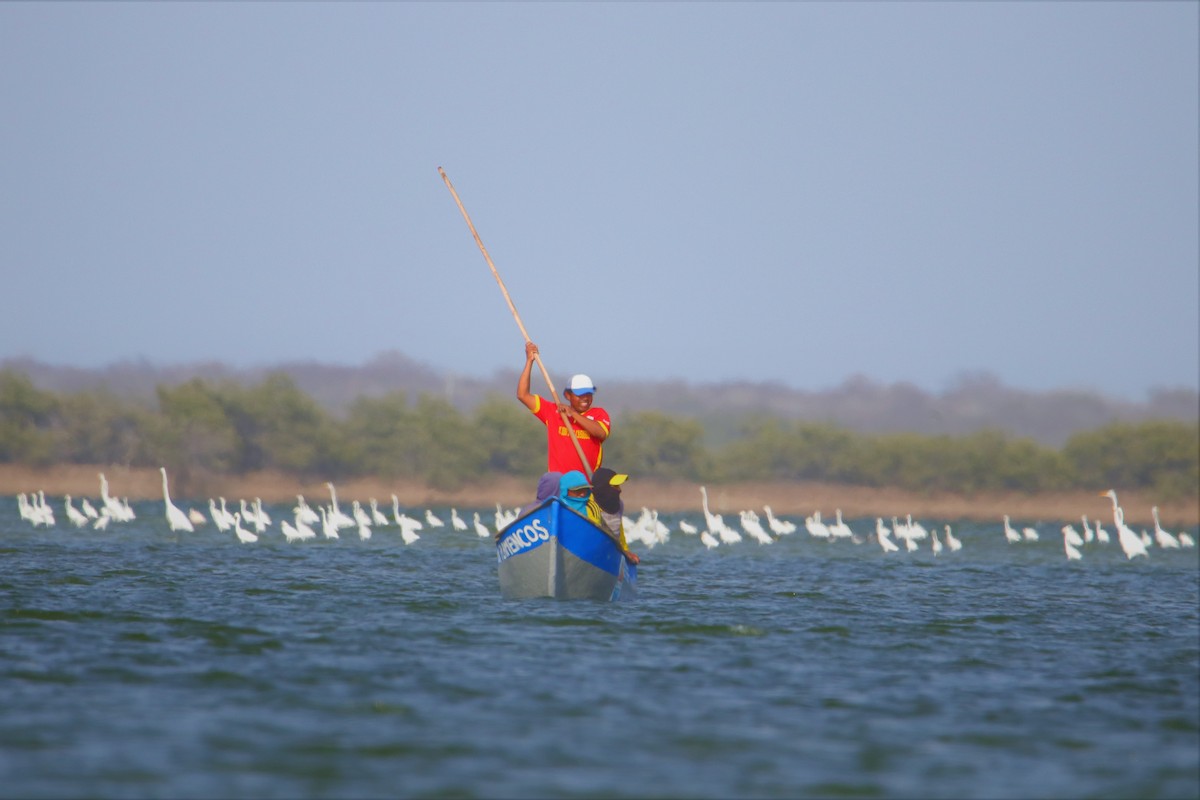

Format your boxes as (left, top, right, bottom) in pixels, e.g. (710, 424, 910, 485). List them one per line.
(497, 518, 551, 562)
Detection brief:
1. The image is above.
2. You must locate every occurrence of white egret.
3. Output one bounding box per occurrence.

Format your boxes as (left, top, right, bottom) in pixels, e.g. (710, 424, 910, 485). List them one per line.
(80, 498, 99, 520)
(240, 499, 264, 533)
(829, 509, 854, 539)
(93, 508, 111, 531)
(906, 514, 928, 540)
(281, 519, 303, 542)
(739, 510, 774, 544)
(295, 495, 320, 525)
(294, 513, 317, 541)
(944, 524, 963, 552)
(805, 511, 831, 539)
(698, 486, 738, 543)
(160, 468, 194, 533)
(348, 502, 372, 539)
(252, 498, 272, 528)
(209, 499, 231, 532)
(325, 483, 355, 529)
(217, 498, 236, 529)
(398, 514, 422, 545)
(1062, 525, 1084, 548)
(35, 491, 55, 527)
(764, 506, 796, 535)
(64, 496, 89, 528)
(875, 519, 899, 553)
(1062, 526, 1082, 560)
(353, 500, 372, 529)
(319, 507, 340, 540)
(1101, 490, 1148, 560)
(1151, 506, 1180, 549)
(369, 499, 389, 527)
(99, 473, 124, 519)
(494, 502, 518, 531)
(232, 512, 258, 544)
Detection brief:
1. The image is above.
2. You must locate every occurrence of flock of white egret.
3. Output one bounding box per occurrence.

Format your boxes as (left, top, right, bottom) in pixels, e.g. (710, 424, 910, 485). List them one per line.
(9, 469, 1195, 563)
(616, 484, 1194, 561)
(13, 469, 502, 545)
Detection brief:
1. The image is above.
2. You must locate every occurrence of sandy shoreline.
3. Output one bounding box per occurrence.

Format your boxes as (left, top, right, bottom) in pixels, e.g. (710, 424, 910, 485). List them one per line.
(2, 464, 1196, 528)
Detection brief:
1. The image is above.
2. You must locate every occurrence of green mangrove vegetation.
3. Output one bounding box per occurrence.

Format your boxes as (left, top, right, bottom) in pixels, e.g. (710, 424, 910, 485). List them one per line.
(1, 369, 1196, 498)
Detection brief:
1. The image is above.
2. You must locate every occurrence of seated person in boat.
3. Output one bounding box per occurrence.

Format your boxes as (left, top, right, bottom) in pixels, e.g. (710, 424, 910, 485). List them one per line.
(558, 469, 640, 565)
(589, 467, 639, 565)
(518, 471, 562, 517)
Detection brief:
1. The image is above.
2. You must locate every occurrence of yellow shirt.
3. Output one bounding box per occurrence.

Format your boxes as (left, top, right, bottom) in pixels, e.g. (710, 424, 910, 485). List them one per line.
(586, 497, 628, 552)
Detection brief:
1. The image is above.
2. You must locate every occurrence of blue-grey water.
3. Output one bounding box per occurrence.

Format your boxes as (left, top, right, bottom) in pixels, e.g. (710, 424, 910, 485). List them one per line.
(2, 495, 1197, 799)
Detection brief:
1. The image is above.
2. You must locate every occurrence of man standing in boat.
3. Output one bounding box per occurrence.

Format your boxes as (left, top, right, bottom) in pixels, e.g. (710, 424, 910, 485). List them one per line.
(517, 341, 609, 475)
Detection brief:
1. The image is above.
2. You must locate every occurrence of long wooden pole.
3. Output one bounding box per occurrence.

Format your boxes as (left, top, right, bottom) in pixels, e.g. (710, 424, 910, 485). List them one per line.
(438, 167, 593, 480)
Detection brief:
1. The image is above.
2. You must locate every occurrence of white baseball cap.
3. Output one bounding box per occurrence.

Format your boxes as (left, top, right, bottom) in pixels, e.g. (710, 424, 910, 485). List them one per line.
(568, 374, 596, 395)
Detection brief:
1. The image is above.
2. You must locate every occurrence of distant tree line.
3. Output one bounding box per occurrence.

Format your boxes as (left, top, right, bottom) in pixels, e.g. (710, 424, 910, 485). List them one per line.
(1, 369, 1196, 499)
(9, 353, 1198, 448)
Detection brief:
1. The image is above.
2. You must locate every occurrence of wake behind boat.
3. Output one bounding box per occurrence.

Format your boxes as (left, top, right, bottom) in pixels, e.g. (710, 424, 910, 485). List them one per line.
(497, 497, 637, 601)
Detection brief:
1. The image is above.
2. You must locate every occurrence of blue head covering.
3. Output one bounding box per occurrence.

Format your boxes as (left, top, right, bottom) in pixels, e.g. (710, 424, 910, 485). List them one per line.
(558, 470, 591, 515)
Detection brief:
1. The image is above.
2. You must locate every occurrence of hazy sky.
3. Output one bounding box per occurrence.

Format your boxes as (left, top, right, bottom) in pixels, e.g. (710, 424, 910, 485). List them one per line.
(2, 3, 1196, 401)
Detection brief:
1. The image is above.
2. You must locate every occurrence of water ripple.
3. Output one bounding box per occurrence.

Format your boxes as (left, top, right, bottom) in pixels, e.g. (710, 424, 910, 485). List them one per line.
(0, 502, 1196, 799)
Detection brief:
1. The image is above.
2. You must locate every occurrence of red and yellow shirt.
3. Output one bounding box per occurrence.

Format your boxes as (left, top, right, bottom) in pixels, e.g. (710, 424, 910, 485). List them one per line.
(530, 395, 609, 475)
